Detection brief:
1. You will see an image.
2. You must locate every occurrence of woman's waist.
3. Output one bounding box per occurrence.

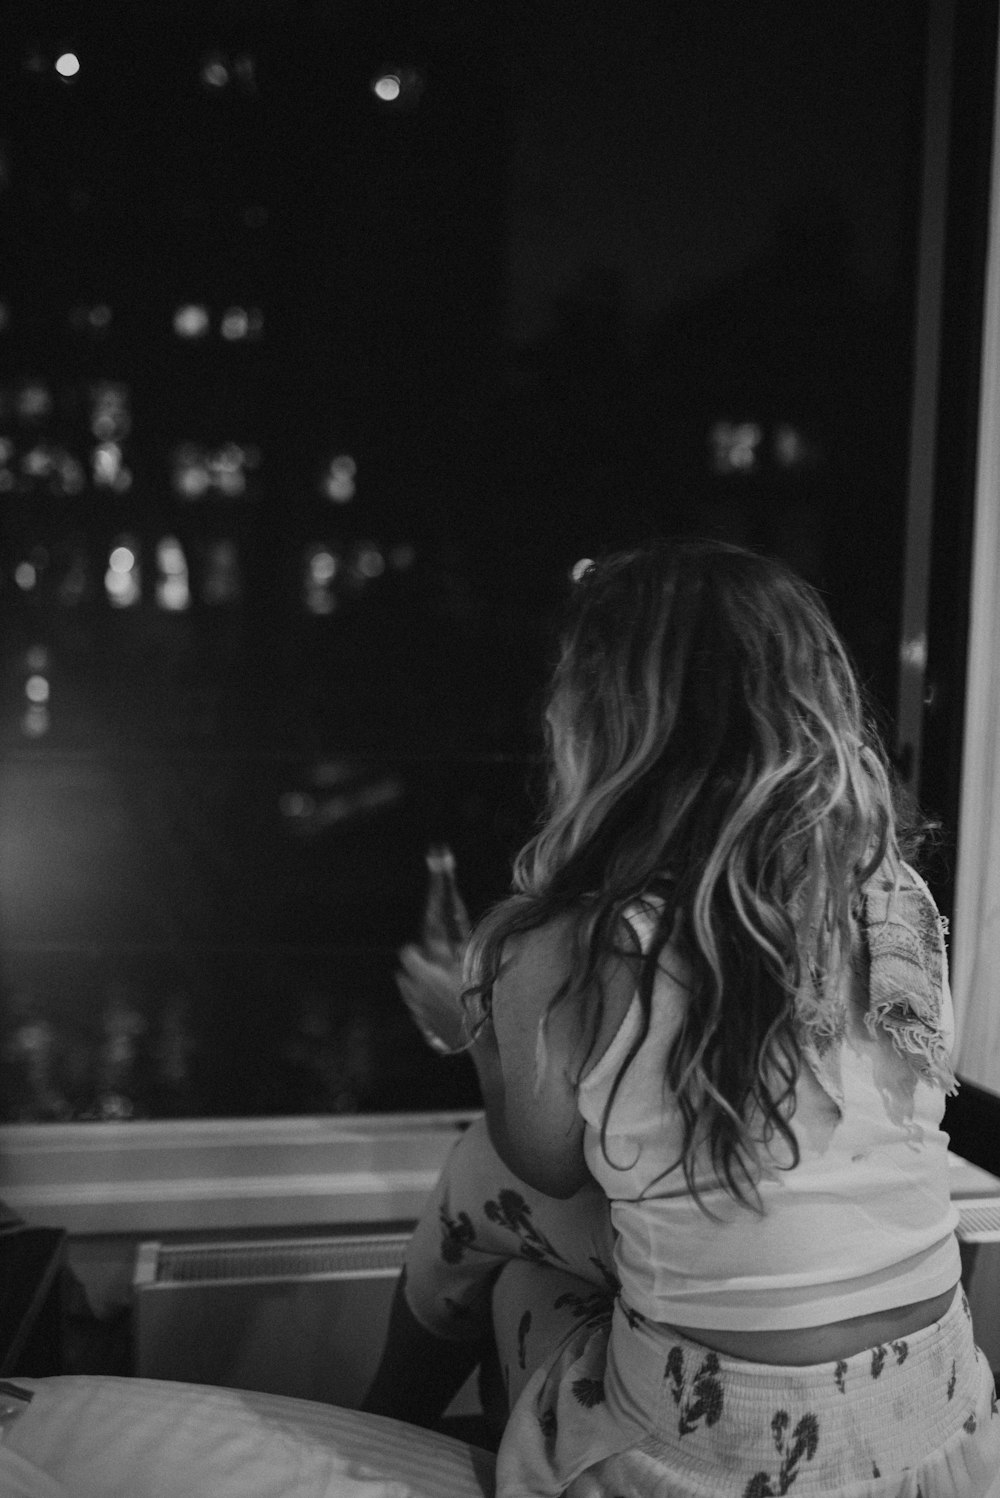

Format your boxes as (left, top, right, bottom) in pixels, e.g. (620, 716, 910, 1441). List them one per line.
(607, 1277, 969, 1395)
(661, 1284, 960, 1366)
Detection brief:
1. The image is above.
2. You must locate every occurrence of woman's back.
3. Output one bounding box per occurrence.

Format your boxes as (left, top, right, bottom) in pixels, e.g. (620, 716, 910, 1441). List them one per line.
(576, 868, 962, 1362)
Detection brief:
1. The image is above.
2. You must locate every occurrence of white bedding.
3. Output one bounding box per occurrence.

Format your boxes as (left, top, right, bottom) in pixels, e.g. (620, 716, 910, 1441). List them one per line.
(0, 1376, 495, 1498)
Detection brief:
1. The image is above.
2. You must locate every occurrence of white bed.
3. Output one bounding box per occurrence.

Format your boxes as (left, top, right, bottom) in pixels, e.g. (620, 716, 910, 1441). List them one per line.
(0, 1376, 495, 1498)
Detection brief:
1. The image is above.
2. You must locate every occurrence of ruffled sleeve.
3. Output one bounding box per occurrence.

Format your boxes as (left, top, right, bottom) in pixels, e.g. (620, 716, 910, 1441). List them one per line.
(861, 865, 958, 1096)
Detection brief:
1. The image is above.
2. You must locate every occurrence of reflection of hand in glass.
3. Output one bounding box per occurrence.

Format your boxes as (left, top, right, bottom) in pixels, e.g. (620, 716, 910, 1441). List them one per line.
(396, 943, 470, 1055)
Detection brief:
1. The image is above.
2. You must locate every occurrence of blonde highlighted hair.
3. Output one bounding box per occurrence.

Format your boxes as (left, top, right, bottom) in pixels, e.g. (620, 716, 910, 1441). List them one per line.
(466, 540, 923, 1212)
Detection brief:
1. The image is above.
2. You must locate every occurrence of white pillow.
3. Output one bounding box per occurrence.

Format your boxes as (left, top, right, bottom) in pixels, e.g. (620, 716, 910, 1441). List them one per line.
(0, 1376, 495, 1498)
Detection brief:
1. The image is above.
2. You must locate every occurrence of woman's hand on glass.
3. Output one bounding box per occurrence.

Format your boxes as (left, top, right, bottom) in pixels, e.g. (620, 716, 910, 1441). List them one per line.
(396, 942, 472, 1055)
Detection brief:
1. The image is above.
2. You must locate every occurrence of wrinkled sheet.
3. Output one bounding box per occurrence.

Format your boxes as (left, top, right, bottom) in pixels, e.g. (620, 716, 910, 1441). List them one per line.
(0, 1376, 495, 1498)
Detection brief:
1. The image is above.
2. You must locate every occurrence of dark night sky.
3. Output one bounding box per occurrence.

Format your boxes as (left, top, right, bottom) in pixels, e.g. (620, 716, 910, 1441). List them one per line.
(0, 0, 942, 1122)
(502, 1, 922, 340)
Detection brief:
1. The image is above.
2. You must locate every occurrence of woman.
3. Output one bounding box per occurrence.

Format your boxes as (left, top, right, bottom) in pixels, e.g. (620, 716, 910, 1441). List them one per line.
(364, 541, 1000, 1496)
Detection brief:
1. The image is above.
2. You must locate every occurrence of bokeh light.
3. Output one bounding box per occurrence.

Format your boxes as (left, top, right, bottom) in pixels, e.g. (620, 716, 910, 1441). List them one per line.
(322, 453, 357, 502)
(220, 306, 249, 340)
(200, 53, 229, 89)
(155, 536, 191, 611)
(371, 66, 424, 108)
(373, 74, 401, 102)
(710, 420, 763, 474)
(173, 304, 210, 339)
(304, 545, 338, 614)
(353, 542, 385, 580)
(106, 538, 140, 607)
(17, 382, 52, 420)
(22, 705, 49, 738)
(202, 539, 240, 604)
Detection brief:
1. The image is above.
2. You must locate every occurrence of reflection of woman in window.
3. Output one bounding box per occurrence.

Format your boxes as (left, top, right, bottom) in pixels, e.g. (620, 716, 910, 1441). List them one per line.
(365, 541, 1000, 1495)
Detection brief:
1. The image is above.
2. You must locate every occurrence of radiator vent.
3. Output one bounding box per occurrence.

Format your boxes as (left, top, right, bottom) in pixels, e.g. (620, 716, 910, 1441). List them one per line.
(956, 1198, 1000, 1243)
(142, 1233, 408, 1289)
(133, 1231, 415, 1408)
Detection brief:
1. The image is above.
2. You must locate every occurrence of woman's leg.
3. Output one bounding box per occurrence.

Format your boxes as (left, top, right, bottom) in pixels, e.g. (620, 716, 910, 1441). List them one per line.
(361, 1266, 488, 1427)
(362, 1117, 615, 1429)
(491, 1255, 617, 1418)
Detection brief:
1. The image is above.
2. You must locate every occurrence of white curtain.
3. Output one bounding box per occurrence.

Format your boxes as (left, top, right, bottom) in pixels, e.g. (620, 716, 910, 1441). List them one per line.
(951, 18, 1000, 1097)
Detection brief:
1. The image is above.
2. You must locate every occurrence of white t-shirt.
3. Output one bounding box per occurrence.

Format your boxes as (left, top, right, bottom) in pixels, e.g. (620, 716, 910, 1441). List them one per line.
(577, 884, 962, 1331)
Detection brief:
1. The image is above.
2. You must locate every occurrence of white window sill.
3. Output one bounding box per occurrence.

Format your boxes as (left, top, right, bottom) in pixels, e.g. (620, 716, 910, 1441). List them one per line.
(0, 1112, 480, 1236)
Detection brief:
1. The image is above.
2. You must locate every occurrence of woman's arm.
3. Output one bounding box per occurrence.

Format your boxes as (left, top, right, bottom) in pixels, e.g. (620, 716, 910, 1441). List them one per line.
(397, 915, 637, 1198)
(481, 919, 634, 1198)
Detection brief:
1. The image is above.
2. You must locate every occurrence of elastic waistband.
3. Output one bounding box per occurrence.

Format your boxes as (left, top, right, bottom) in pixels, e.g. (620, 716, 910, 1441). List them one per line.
(603, 1283, 985, 1484)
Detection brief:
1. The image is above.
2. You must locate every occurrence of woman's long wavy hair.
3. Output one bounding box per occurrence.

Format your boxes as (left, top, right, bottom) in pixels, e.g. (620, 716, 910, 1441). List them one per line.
(465, 539, 923, 1214)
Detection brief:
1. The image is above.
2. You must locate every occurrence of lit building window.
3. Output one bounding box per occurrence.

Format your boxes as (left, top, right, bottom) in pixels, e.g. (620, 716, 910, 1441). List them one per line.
(105, 537, 141, 608)
(304, 546, 338, 614)
(173, 443, 210, 498)
(22, 446, 51, 478)
(19, 443, 86, 496)
(322, 453, 357, 502)
(172, 442, 257, 500)
(773, 423, 821, 470)
(173, 304, 210, 339)
(92, 441, 132, 492)
(155, 536, 191, 611)
(210, 444, 246, 496)
(17, 382, 52, 421)
(57, 550, 89, 606)
(198, 51, 257, 92)
(232, 54, 257, 92)
(15, 444, 83, 497)
(21, 649, 52, 738)
(202, 539, 240, 603)
(70, 303, 113, 334)
(279, 791, 317, 823)
(371, 66, 424, 109)
(22, 704, 50, 738)
(352, 541, 385, 580)
(89, 382, 131, 440)
(710, 420, 764, 475)
(59, 451, 86, 494)
(373, 73, 401, 102)
(199, 52, 230, 89)
(220, 306, 255, 340)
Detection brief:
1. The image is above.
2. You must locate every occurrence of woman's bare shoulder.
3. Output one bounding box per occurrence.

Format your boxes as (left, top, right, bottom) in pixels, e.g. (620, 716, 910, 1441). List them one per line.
(496, 910, 643, 1080)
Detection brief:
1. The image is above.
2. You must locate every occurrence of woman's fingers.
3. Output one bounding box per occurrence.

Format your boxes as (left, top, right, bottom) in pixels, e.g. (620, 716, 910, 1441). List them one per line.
(396, 966, 467, 1053)
(398, 943, 462, 985)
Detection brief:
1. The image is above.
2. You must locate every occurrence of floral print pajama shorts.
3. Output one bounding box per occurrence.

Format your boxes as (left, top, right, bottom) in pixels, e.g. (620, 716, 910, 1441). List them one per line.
(402, 1119, 1000, 1497)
